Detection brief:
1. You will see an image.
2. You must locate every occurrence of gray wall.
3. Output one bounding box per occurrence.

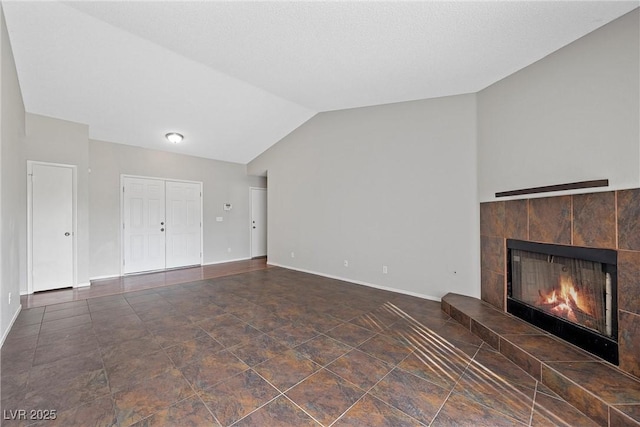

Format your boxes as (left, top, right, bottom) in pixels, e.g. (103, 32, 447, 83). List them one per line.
(89, 139, 266, 279)
(249, 94, 480, 300)
(1, 5, 26, 344)
(2, 109, 266, 300)
(24, 113, 90, 288)
(477, 9, 640, 202)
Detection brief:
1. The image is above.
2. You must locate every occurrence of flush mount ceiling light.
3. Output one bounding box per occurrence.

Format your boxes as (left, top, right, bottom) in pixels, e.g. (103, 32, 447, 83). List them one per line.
(165, 132, 184, 144)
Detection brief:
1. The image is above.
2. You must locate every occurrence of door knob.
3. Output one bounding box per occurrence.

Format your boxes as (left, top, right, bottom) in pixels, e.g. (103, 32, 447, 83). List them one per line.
(64, 232, 70, 236)
(253, 226, 256, 229)
(161, 222, 164, 225)
(160, 228, 165, 232)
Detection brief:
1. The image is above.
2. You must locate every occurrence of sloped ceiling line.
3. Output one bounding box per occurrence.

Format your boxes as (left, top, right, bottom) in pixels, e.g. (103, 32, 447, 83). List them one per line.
(3, 1, 637, 164)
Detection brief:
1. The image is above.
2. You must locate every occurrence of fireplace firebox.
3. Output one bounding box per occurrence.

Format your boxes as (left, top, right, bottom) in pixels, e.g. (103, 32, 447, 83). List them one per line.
(506, 239, 618, 364)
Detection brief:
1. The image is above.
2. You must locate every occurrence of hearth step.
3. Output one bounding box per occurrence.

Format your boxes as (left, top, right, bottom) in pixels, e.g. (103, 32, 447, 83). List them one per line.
(441, 293, 640, 427)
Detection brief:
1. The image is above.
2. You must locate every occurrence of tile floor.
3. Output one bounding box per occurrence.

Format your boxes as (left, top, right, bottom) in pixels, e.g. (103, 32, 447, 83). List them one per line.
(19, 259, 270, 309)
(2, 267, 599, 426)
(442, 293, 640, 427)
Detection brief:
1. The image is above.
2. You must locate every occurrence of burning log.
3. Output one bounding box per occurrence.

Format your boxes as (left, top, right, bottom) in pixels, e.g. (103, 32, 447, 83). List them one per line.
(538, 289, 561, 307)
(567, 293, 595, 324)
(538, 300, 563, 309)
(536, 288, 595, 325)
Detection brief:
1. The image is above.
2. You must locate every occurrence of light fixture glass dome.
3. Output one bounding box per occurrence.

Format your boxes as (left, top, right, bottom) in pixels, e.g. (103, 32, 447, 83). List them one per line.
(165, 132, 184, 144)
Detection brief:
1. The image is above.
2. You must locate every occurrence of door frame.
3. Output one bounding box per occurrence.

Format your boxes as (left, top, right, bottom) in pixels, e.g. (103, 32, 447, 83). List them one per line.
(249, 187, 267, 259)
(27, 161, 78, 294)
(120, 174, 204, 276)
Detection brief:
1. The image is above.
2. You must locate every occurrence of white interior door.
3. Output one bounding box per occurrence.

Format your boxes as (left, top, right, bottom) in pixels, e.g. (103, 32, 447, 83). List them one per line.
(31, 163, 74, 292)
(165, 181, 202, 269)
(123, 177, 166, 274)
(251, 188, 267, 258)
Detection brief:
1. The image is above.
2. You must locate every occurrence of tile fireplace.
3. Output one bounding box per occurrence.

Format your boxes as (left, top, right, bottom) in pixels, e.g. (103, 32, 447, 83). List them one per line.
(506, 238, 618, 364)
(479, 189, 640, 380)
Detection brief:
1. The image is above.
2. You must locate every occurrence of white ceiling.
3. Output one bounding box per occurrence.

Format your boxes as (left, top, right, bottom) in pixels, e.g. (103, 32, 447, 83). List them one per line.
(3, 1, 637, 164)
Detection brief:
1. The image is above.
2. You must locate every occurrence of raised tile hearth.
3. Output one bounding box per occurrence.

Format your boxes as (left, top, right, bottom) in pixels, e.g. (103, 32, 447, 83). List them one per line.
(442, 292, 640, 427)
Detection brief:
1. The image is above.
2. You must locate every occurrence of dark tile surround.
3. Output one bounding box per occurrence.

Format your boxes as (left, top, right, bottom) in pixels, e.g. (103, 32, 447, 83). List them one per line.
(479, 189, 640, 380)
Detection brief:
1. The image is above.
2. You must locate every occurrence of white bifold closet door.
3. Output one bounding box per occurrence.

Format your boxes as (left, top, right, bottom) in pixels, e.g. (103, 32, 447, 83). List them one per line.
(165, 181, 202, 269)
(123, 177, 166, 274)
(123, 177, 201, 274)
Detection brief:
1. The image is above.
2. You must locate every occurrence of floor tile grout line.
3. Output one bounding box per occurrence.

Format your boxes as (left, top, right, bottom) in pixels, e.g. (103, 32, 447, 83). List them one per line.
(397, 338, 476, 388)
(195, 390, 225, 427)
(327, 362, 396, 426)
(227, 392, 284, 426)
(196, 367, 257, 426)
(92, 294, 176, 408)
(427, 344, 480, 425)
(185, 365, 250, 426)
(327, 341, 422, 426)
(460, 354, 538, 421)
(177, 359, 226, 427)
(440, 345, 536, 426)
(17, 313, 111, 423)
(266, 324, 323, 349)
(350, 332, 390, 362)
(257, 352, 323, 396)
(281, 393, 325, 427)
(94, 310, 116, 404)
(129, 395, 197, 427)
(528, 381, 539, 427)
(200, 361, 321, 426)
(256, 355, 366, 426)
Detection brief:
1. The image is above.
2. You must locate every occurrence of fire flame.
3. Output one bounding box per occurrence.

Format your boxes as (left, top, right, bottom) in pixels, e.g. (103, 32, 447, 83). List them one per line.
(538, 275, 592, 323)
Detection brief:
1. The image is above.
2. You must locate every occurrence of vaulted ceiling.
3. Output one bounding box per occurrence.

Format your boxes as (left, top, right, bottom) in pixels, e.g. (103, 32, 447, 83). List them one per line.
(3, 1, 637, 164)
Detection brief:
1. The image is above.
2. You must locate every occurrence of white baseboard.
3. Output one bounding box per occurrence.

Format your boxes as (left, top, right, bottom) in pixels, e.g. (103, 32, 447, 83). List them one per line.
(75, 282, 91, 288)
(267, 262, 441, 302)
(202, 257, 250, 266)
(89, 274, 121, 282)
(1, 304, 22, 348)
